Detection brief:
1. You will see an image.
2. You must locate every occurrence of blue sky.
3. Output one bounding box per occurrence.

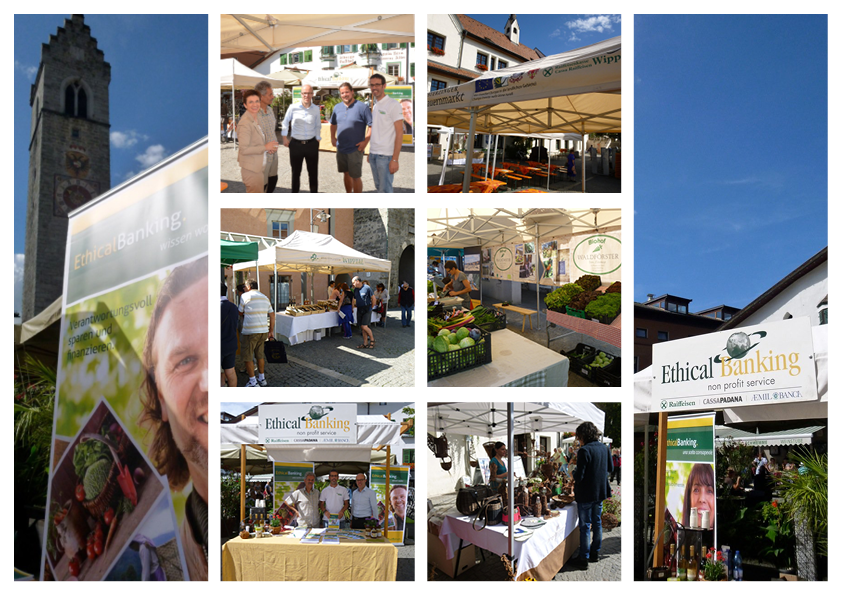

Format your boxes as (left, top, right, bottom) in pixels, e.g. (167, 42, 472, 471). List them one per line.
(466, 14, 620, 56)
(14, 14, 208, 315)
(635, 15, 827, 311)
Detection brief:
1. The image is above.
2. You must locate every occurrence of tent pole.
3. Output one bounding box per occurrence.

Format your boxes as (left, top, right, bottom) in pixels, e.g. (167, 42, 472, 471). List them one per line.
(547, 144, 551, 191)
(581, 125, 587, 194)
(240, 444, 246, 523)
(274, 261, 278, 313)
(385, 412, 392, 541)
(439, 131, 453, 186)
(653, 412, 668, 567)
(643, 422, 651, 573)
(536, 230, 541, 330)
(484, 137, 491, 180)
(490, 135, 499, 185)
(507, 403, 514, 559)
(461, 109, 478, 193)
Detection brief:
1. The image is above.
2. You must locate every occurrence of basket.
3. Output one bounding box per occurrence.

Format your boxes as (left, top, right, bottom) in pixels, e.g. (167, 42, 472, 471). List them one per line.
(564, 306, 587, 319)
(427, 325, 492, 381)
(562, 343, 596, 377)
(475, 310, 507, 333)
(482, 441, 497, 458)
(595, 356, 621, 387)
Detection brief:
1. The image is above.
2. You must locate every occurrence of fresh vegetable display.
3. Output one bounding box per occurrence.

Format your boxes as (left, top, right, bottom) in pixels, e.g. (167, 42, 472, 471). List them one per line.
(585, 351, 613, 370)
(468, 305, 505, 327)
(604, 281, 621, 294)
(428, 325, 490, 379)
(576, 275, 602, 292)
(584, 293, 621, 320)
(567, 290, 602, 311)
(544, 283, 584, 312)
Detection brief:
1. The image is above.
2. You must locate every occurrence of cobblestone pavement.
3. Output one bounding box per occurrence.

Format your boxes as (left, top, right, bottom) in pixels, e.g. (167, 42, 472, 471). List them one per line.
(222, 137, 415, 193)
(397, 542, 415, 581)
(428, 480, 621, 581)
(426, 161, 620, 192)
(235, 309, 415, 387)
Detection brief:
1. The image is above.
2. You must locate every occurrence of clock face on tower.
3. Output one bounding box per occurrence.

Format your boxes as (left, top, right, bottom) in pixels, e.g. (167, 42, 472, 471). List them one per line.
(54, 175, 100, 216)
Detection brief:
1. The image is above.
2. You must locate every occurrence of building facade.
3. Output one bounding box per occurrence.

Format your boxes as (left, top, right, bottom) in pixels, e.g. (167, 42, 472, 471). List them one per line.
(24, 14, 111, 321)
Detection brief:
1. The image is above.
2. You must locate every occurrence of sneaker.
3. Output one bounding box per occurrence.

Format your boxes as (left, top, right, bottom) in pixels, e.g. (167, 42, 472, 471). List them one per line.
(570, 557, 589, 570)
(246, 379, 259, 387)
(588, 553, 600, 563)
(258, 378, 268, 387)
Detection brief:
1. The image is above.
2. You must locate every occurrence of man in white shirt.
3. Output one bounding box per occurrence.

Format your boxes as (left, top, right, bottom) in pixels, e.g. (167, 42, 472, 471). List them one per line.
(285, 472, 321, 529)
(319, 470, 350, 529)
(281, 84, 321, 193)
(367, 74, 404, 193)
(238, 278, 275, 387)
(349, 472, 379, 529)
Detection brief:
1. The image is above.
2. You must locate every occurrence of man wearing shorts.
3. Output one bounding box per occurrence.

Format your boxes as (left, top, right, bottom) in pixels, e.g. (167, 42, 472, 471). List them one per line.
(330, 82, 372, 193)
(238, 278, 275, 387)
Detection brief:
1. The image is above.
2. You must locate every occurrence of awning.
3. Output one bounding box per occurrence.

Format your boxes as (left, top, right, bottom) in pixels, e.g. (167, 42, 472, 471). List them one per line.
(427, 402, 605, 439)
(715, 425, 824, 447)
(221, 239, 259, 266)
(220, 58, 283, 89)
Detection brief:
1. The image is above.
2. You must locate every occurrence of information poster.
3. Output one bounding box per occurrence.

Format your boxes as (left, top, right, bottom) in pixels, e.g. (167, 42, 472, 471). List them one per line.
(41, 141, 208, 581)
(369, 465, 410, 544)
(274, 462, 315, 524)
(665, 413, 717, 552)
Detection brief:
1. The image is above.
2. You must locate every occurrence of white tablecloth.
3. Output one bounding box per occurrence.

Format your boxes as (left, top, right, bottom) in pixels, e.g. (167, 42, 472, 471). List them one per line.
(438, 505, 578, 580)
(427, 329, 569, 387)
(274, 311, 335, 345)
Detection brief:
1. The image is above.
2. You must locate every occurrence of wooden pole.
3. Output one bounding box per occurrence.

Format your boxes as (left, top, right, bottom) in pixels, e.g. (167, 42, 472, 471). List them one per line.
(240, 444, 246, 523)
(653, 412, 668, 568)
(385, 412, 391, 541)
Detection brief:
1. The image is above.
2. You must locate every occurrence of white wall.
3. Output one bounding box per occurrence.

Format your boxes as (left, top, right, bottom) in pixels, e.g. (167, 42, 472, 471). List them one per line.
(737, 262, 827, 328)
(426, 14, 461, 68)
(427, 434, 474, 497)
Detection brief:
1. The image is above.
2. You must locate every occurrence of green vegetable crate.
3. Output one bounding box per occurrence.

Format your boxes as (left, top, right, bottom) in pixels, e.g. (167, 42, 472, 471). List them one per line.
(595, 356, 621, 387)
(475, 310, 507, 332)
(578, 350, 616, 381)
(561, 343, 596, 377)
(564, 306, 587, 319)
(428, 325, 492, 381)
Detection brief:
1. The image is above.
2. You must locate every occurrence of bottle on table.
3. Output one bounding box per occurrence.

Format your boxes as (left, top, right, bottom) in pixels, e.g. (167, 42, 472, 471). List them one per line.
(733, 550, 743, 581)
(700, 546, 707, 580)
(687, 545, 698, 581)
(677, 544, 688, 580)
(669, 543, 677, 578)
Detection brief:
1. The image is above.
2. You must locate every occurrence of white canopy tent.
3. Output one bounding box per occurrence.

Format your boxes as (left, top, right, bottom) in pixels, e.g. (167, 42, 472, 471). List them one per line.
(220, 58, 282, 89)
(233, 230, 392, 306)
(428, 402, 604, 558)
(714, 425, 824, 448)
(428, 36, 620, 193)
(427, 208, 622, 328)
(221, 14, 414, 55)
(301, 67, 397, 90)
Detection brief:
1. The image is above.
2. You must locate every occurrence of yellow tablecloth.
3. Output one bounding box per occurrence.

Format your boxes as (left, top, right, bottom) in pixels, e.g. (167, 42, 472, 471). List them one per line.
(222, 535, 398, 581)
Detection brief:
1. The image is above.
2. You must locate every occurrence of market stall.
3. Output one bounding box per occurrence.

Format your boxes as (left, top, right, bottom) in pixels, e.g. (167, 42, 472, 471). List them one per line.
(221, 406, 408, 581)
(634, 318, 828, 580)
(233, 230, 391, 343)
(427, 402, 605, 580)
(428, 37, 620, 193)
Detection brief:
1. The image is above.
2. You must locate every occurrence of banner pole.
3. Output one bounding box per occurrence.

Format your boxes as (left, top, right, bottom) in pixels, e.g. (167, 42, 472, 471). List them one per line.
(240, 444, 246, 522)
(653, 412, 668, 569)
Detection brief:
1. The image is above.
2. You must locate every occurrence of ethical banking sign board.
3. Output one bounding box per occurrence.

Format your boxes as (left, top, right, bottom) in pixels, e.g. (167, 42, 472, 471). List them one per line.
(259, 404, 357, 444)
(652, 317, 817, 413)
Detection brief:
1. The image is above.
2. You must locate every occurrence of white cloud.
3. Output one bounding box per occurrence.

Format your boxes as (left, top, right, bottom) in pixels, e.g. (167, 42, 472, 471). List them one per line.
(123, 171, 137, 181)
(14, 60, 37, 81)
(565, 15, 621, 34)
(550, 29, 561, 38)
(110, 130, 148, 149)
(135, 144, 168, 168)
(14, 254, 25, 316)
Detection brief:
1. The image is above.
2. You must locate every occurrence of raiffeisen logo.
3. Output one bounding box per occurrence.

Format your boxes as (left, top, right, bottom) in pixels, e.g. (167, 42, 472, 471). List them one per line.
(660, 330, 801, 384)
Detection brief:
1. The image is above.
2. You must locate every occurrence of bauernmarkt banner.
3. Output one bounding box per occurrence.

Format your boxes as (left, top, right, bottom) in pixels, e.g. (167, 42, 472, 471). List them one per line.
(369, 465, 411, 544)
(652, 317, 817, 413)
(259, 403, 357, 444)
(42, 139, 208, 581)
(665, 413, 717, 553)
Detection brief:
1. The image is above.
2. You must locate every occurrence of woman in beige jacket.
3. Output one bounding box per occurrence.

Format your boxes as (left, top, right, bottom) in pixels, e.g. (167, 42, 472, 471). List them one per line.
(237, 89, 278, 193)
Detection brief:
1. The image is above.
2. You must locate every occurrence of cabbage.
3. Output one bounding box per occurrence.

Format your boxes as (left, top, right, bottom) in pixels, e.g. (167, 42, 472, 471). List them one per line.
(427, 336, 435, 349)
(433, 336, 450, 353)
(448, 344, 460, 351)
(438, 329, 451, 337)
(455, 327, 470, 341)
(448, 333, 460, 345)
(459, 337, 475, 349)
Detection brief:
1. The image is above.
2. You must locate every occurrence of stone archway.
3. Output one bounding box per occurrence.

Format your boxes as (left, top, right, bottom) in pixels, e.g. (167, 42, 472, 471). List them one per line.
(398, 244, 414, 291)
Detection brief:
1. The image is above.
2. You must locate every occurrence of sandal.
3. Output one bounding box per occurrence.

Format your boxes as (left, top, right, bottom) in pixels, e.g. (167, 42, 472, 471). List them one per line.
(367, 341, 376, 349)
(357, 343, 368, 349)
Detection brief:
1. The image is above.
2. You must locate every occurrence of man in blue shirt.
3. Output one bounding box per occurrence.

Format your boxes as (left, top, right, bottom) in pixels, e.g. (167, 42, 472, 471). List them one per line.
(352, 276, 374, 349)
(281, 84, 321, 193)
(330, 82, 372, 193)
(350, 473, 379, 529)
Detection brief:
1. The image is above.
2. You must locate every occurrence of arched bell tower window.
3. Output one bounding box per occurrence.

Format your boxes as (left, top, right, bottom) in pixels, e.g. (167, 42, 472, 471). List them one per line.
(62, 80, 90, 119)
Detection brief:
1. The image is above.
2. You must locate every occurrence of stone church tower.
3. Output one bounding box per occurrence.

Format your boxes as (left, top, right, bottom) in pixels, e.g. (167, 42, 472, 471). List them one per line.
(23, 14, 110, 321)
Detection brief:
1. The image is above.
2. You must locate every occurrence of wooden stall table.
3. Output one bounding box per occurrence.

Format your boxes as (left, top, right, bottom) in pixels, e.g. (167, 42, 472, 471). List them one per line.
(222, 533, 398, 581)
(434, 505, 579, 581)
(274, 309, 352, 344)
(493, 302, 538, 331)
(428, 329, 569, 387)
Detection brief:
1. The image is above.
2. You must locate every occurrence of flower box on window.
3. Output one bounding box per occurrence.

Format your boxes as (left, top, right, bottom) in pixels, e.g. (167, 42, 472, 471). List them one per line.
(430, 47, 445, 56)
(476, 64, 488, 71)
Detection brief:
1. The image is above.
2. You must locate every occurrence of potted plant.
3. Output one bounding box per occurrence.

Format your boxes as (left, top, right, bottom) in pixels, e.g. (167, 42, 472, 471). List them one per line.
(270, 514, 283, 534)
(700, 549, 727, 581)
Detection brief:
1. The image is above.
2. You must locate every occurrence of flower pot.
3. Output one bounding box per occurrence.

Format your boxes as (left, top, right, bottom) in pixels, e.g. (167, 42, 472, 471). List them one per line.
(271, 526, 282, 534)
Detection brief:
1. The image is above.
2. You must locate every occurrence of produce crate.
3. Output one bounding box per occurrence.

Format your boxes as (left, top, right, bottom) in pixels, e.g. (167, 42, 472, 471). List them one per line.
(475, 310, 507, 333)
(428, 325, 492, 381)
(578, 350, 616, 381)
(561, 343, 596, 377)
(595, 356, 621, 387)
(565, 306, 587, 319)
